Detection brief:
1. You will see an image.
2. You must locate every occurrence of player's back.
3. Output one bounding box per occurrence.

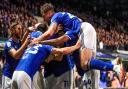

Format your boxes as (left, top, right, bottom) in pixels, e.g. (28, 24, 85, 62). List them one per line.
(15, 44, 53, 79)
(51, 12, 82, 32)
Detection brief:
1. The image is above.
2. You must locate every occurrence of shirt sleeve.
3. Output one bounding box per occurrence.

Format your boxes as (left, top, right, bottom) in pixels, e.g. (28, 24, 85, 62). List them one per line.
(45, 45, 54, 53)
(65, 30, 78, 40)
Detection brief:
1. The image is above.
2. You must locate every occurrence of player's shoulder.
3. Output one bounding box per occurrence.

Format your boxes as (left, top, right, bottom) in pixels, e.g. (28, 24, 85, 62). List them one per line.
(55, 12, 72, 15)
(38, 44, 54, 52)
(53, 12, 67, 17)
(32, 44, 52, 49)
(52, 12, 59, 17)
(40, 44, 53, 49)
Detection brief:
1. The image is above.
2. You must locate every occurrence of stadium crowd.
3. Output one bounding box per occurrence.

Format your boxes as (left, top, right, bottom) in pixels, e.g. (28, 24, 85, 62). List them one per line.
(0, 0, 42, 38)
(97, 28, 128, 50)
(0, 0, 128, 50)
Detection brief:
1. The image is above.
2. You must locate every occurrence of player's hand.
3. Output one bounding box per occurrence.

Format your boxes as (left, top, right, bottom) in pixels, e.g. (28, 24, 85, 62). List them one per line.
(24, 34, 31, 45)
(27, 26, 35, 33)
(34, 23, 42, 28)
(30, 38, 40, 46)
(27, 23, 42, 33)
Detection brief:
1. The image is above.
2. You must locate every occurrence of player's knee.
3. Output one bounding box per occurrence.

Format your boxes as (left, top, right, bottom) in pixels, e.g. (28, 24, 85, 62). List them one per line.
(80, 54, 90, 70)
(80, 48, 92, 70)
(80, 60, 88, 70)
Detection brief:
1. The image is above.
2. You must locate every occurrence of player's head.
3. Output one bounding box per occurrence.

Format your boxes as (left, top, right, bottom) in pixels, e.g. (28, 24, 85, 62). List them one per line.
(41, 3, 55, 22)
(9, 22, 23, 39)
(35, 22, 48, 33)
(30, 22, 48, 39)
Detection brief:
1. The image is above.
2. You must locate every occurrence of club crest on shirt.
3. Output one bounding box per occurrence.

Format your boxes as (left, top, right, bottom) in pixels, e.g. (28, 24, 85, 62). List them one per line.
(15, 46, 18, 49)
(7, 42, 11, 47)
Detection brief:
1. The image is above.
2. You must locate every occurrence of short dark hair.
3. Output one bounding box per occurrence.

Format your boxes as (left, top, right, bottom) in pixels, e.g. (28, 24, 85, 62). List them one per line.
(36, 22, 48, 33)
(40, 3, 54, 15)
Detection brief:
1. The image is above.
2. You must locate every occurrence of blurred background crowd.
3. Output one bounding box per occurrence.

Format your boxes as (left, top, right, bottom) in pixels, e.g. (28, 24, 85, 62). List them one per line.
(0, 0, 128, 50)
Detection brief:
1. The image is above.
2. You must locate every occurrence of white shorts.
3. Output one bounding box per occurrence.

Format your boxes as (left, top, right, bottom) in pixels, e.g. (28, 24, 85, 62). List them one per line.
(33, 71, 43, 89)
(2, 75, 11, 89)
(80, 22, 96, 54)
(11, 71, 32, 89)
(11, 71, 43, 89)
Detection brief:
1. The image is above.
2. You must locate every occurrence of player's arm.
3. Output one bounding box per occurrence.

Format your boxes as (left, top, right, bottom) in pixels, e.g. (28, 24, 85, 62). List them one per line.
(9, 36, 30, 60)
(51, 40, 80, 55)
(33, 23, 58, 42)
(41, 26, 78, 46)
(21, 27, 34, 44)
(39, 35, 70, 46)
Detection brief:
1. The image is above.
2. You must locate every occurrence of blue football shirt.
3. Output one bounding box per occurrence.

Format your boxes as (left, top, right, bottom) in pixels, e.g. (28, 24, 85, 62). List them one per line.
(15, 44, 53, 79)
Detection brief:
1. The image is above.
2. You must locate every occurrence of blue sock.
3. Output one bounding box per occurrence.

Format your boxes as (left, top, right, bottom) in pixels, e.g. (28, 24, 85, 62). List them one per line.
(89, 58, 114, 71)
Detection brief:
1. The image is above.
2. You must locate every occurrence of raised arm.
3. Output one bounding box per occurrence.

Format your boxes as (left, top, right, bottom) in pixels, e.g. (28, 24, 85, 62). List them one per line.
(39, 35, 70, 46)
(9, 36, 30, 60)
(33, 23, 58, 43)
(21, 26, 36, 44)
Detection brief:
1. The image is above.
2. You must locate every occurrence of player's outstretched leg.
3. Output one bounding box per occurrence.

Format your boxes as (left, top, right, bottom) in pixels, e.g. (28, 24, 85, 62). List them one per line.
(88, 58, 121, 77)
